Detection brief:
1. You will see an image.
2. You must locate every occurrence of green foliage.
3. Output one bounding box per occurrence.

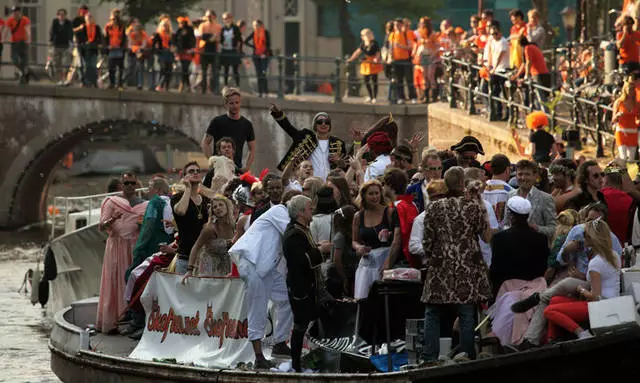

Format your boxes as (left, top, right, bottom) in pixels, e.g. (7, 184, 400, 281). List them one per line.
(99, 0, 201, 25)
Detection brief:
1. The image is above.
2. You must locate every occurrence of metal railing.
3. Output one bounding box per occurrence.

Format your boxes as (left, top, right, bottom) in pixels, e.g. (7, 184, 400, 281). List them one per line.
(4, 41, 398, 103)
(441, 54, 616, 157)
(49, 187, 147, 238)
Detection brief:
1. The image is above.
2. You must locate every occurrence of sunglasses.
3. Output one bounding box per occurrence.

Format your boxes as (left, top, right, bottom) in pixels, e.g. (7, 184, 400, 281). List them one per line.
(315, 119, 330, 125)
(123, 181, 137, 186)
(426, 166, 443, 171)
(186, 168, 201, 174)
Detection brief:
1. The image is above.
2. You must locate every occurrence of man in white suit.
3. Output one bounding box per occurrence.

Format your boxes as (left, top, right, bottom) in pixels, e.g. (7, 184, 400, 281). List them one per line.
(228, 202, 293, 369)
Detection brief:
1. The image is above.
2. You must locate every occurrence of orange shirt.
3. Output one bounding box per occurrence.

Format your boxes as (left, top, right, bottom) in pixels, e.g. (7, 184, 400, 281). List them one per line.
(158, 31, 171, 49)
(254, 27, 267, 55)
(86, 23, 97, 43)
(616, 100, 637, 129)
(618, 31, 640, 64)
(6, 16, 30, 42)
(105, 22, 125, 49)
(389, 31, 412, 60)
(524, 44, 549, 76)
(129, 30, 148, 52)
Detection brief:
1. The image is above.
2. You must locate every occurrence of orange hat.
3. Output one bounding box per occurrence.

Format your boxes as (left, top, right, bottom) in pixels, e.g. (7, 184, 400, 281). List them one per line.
(454, 26, 464, 35)
(526, 111, 549, 130)
(177, 16, 190, 24)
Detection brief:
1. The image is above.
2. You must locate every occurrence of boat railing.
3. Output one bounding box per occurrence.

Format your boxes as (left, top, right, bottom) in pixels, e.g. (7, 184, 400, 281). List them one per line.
(49, 188, 148, 238)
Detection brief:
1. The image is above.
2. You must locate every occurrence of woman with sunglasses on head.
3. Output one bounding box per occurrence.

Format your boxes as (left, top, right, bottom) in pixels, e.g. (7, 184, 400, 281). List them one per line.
(182, 195, 235, 282)
(269, 103, 346, 181)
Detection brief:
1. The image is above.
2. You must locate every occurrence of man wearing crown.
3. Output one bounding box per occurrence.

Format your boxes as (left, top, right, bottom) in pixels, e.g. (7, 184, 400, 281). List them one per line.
(269, 104, 346, 180)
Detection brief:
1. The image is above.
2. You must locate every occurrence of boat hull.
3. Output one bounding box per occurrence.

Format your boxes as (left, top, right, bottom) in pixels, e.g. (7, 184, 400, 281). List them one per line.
(50, 298, 640, 382)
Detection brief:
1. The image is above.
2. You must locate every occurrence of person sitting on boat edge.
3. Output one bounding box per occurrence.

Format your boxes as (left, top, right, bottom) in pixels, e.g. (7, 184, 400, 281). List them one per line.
(269, 103, 346, 181)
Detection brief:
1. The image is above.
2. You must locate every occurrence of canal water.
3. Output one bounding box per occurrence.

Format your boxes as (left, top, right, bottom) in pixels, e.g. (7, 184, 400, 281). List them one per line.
(0, 175, 118, 383)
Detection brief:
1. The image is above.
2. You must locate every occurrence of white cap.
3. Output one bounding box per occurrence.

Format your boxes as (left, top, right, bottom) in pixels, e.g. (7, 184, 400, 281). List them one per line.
(507, 196, 532, 215)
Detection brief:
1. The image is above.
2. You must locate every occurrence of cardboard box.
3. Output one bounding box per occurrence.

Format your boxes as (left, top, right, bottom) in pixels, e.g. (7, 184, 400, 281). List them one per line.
(631, 282, 640, 305)
(621, 268, 640, 295)
(588, 295, 640, 335)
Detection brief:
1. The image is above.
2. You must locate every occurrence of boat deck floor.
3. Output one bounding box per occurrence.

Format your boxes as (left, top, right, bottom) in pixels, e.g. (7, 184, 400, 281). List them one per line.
(90, 333, 139, 357)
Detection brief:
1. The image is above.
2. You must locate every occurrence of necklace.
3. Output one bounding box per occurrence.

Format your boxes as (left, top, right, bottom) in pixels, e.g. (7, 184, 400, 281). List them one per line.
(192, 196, 204, 220)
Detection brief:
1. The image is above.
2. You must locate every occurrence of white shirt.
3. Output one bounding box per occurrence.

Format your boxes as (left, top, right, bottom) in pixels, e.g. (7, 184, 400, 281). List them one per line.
(489, 36, 509, 72)
(480, 200, 499, 267)
(222, 27, 234, 50)
(310, 139, 330, 181)
(587, 254, 621, 299)
(409, 211, 426, 262)
(310, 213, 332, 243)
(160, 195, 174, 235)
(364, 154, 391, 182)
(483, 179, 514, 225)
(633, 208, 640, 248)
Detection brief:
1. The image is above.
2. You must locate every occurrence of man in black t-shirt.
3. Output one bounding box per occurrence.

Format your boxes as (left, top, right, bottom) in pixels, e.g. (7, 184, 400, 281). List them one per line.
(201, 87, 256, 172)
(171, 161, 210, 274)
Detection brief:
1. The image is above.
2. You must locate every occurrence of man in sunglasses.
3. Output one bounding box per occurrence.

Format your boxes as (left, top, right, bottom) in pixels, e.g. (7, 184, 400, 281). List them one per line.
(407, 152, 442, 212)
(270, 104, 346, 181)
(566, 160, 606, 212)
(171, 162, 210, 274)
(442, 135, 484, 175)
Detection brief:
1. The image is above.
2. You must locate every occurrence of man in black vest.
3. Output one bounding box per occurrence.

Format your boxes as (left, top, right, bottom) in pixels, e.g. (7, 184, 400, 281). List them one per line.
(269, 104, 346, 181)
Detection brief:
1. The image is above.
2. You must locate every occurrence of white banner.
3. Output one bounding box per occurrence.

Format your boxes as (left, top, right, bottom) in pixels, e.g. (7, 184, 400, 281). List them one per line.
(129, 271, 272, 368)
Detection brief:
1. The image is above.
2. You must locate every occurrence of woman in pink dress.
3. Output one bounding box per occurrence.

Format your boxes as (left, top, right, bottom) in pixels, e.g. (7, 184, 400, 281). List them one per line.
(96, 173, 148, 333)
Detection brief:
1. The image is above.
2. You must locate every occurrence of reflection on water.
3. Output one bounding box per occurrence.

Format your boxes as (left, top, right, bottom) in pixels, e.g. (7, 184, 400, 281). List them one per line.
(0, 245, 60, 383)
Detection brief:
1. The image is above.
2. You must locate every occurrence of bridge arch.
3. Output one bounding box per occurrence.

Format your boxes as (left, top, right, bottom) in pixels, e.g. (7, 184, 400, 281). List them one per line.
(6, 119, 196, 230)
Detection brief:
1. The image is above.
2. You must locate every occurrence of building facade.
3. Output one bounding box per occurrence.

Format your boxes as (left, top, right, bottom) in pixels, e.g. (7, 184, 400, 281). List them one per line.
(0, 0, 342, 84)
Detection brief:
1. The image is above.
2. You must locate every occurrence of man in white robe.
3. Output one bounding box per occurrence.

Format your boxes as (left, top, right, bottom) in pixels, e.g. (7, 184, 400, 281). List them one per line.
(229, 203, 293, 369)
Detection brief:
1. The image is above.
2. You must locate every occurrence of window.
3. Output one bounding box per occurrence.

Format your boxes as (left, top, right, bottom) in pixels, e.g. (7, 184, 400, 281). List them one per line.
(285, 0, 299, 17)
(317, 6, 340, 38)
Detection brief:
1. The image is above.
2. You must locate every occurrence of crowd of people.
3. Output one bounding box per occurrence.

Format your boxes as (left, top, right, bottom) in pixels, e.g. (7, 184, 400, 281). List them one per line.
(93, 83, 640, 371)
(1, 5, 271, 94)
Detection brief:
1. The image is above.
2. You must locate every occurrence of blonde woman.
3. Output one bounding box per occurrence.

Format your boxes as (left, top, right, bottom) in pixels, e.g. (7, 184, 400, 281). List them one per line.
(347, 28, 383, 103)
(151, 18, 174, 91)
(545, 209, 580, 284)
(543, 219, 620, 341)
(612, 79, 639, 161)
(182, 195, 235, 280)
(352, 180, 400, 299)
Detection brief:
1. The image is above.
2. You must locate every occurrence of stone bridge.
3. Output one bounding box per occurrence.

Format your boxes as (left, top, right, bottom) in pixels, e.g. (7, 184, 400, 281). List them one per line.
(0, 85, 429, 229)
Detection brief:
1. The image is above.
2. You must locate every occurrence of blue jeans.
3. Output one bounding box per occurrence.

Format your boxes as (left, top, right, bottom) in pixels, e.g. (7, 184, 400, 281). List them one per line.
(422, 303, 476, 362)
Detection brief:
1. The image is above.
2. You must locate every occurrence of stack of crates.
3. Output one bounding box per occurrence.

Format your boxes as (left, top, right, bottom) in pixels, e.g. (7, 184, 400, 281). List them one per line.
(405, 318, 424, 363)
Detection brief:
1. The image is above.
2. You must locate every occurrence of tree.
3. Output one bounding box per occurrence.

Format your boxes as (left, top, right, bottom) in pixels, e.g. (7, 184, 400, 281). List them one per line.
(313, 0, 443, 55)
(100, 0, 201, 25)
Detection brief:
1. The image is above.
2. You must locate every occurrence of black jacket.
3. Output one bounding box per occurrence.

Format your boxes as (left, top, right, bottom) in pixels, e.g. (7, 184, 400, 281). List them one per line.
(173, 26, 196, 54)
(490, 226, 549, 296)
(270, 110, 346, 172)
(282, 222, 323, 300)
(244, 30, 271, 55)
(50, 18, 73, 48)
(219, 24, 242, 51)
